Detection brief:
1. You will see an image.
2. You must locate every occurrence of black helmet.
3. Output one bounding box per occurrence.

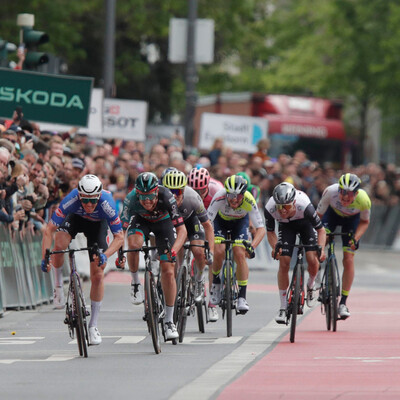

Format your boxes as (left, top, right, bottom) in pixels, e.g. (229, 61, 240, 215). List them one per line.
(135, 172, 158, 193)
(272, 182, 296, 204)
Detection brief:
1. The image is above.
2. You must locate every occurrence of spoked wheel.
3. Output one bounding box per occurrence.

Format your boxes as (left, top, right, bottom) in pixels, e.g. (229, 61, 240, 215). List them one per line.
(289, 266, 301, 343)
(144, 270, 161, 354)
(174, 265, 188, 343)
(329, 258, 339, 332)
(72, 273, 88, 357)
(225, 261, 233, 338)
(324, 283, 332, 331)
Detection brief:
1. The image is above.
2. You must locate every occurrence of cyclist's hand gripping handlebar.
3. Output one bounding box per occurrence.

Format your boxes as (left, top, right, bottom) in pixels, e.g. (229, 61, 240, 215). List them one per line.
(115, 247, 126, 269)
(273, 242, 282, 260)
(242, 240, 255, 259)
(348, 233, 359, 250)
(41, 249, 51, 273)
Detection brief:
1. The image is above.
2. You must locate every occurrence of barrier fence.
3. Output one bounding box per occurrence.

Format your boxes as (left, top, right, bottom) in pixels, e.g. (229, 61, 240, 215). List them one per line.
(0, 225, 53, 315)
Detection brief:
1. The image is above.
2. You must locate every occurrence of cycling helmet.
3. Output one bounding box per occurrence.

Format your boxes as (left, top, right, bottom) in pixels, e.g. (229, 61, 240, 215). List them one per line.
(272, 182, 296, 204)
(188, 167, 210, 190)
(338, 173, 361, 192)
(237, 171, 251, 185)
(78, 174, 103, 197)
(162, 170, 187, 189)
(135, 172, 158, 193)
(224, 175, 248, 195)
(160, 166, 178, 182)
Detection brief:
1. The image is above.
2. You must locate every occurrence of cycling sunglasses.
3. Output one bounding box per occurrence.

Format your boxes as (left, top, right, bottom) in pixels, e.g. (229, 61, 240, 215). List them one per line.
(81, 197, 99, 204)
(170, 188, 183, 196)
(138, 192, 157, 201)
(227, 193, 244, 201)
(275, 203, 294, 211)
(339, 188, 355, 196)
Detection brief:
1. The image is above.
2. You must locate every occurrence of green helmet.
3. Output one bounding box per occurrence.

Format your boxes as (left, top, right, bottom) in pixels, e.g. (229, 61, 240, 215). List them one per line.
(338, 173, 361, 192)
(135, 172, 158, 193)
(237, 171, 251, 185)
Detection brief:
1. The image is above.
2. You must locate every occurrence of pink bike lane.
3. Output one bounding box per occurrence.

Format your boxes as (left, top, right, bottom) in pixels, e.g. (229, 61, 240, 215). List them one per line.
(218, 288, 400, 400)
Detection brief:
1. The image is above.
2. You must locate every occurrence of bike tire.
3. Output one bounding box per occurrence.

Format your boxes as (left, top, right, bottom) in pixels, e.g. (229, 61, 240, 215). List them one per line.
(174, 265, 188, 343)
(72, 273, 87, 358)
(196, 299, 205, 333)
(144, 270, 161, 354)
(330, 257, 339, 332)
(225, 260, 233, 337)
(289, 264, 301, 343)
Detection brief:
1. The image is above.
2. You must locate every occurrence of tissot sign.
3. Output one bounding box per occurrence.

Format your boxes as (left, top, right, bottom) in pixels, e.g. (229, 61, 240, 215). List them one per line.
(0, 68, 93, 126)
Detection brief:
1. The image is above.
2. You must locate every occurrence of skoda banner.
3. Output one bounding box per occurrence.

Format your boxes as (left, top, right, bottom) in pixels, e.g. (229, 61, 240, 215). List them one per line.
(0, 68, 93, 127)
(199, 112, 268, 153)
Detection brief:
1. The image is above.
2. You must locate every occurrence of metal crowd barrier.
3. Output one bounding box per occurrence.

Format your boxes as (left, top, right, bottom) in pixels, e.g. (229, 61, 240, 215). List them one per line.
(0, 225, 54, 314)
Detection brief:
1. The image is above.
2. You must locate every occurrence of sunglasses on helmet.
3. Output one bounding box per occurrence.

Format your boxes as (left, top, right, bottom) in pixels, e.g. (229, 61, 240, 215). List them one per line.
(275, 203, 294, 211)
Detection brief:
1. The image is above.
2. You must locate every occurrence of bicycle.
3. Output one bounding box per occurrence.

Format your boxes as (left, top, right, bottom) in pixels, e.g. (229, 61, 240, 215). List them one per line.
(173, 241, 210, 342)
(118, 242, 175, 354)
(214, 231, 255, 337)
(44, 243, 102, 358)
(318, 232, 349, 332)
(275, 240, 319, 343)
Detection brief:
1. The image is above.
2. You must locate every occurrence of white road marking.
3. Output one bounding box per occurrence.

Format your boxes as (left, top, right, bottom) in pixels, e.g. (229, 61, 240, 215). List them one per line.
(0, 354, 76, 364)
(0, 337, 45, 345)
(182, 337, 242, 344)
(170, 320, 292, 400)
(68, 335, 146, 345)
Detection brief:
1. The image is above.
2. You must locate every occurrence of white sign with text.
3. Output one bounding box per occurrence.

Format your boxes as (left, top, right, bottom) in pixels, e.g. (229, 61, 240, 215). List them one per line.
(199, 112, 268, 153)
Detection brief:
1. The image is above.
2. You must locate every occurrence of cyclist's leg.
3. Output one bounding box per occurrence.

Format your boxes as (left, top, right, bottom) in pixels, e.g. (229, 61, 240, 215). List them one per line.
(339, 215, 359, 318)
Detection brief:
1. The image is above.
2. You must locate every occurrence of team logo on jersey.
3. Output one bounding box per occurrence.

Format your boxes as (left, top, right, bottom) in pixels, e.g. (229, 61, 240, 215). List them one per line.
(101, 201, 116, 217)
(55, 208, 65, 218)
(110, 217, 121, 226)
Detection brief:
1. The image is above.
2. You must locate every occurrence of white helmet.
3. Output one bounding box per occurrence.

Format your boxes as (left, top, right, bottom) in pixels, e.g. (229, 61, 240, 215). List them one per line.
(78, 174, 103, 197)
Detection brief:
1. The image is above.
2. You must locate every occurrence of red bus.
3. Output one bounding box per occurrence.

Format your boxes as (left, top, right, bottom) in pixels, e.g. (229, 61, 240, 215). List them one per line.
(194, 92, 347, 166)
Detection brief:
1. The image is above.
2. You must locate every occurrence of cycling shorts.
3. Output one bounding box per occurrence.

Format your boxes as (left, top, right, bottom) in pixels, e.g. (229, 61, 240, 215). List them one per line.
(213, 213, 250, 244)
(185, 214, 205, 241)
(57, 214, 109, 260)
(278, 219, 318, 257)
(322, 206, 360, 251)
(127, 214, 176, 260)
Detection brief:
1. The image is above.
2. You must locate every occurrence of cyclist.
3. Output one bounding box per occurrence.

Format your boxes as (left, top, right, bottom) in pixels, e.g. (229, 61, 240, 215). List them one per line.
(317, 173, 371, 320)
(264, 182, 326, 324)
(162, 169, 214, 302)
(188, 167, 223, 322)
(207, 175, 266, 313)
(41, 174, 124, 345)
(119, 172, 187, 340)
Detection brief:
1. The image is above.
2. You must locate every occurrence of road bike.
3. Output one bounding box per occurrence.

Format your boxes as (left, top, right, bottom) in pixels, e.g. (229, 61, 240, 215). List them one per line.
(118, 242, 174, 354)
(44, 244, 102, 358)
(318, 232, 348, 332)
(215, 232, 255, 337)
(173, 241, 210, 342)
(275, 240, 318, 343)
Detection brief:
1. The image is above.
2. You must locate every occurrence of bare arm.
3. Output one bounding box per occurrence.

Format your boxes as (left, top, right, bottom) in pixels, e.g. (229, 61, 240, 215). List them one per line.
(41, 221, 58, 258)
(202, 220, 215, 254)
(172, 224, 187, 254)
(104, 230, 124, 259)
(251, 226, 266, 249)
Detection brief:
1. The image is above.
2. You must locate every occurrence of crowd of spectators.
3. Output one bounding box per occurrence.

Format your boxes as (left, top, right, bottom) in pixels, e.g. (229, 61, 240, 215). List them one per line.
(0, 110, 398, 235)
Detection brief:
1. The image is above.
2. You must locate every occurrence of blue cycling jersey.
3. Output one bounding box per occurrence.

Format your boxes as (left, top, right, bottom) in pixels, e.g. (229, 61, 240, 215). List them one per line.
(50, 188, 123, 234)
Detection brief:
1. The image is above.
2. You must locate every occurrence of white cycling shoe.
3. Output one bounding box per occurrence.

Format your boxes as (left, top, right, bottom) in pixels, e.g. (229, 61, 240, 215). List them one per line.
(89, 327, 102, 345)
(53, 286, 65, 309)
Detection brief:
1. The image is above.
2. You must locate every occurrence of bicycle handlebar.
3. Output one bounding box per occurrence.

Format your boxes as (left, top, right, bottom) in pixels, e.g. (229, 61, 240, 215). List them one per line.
(215, 238, 255, 258)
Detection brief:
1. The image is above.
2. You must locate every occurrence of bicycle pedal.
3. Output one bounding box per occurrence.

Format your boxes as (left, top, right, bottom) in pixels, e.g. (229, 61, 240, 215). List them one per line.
(142, 314, 147, 322)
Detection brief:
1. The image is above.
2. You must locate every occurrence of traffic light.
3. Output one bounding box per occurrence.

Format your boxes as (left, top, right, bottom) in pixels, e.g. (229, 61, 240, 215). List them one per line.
(0, 38, 17, 67)
(22, 26, 49, 69)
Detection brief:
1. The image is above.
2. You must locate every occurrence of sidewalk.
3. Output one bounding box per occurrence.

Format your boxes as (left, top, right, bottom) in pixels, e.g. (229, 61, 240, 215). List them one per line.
(218, 288, 400, 400)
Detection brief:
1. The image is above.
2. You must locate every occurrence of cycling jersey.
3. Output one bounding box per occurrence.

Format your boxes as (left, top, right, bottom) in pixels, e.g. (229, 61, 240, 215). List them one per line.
(264, 190, 323, 231)
(208, 189, 264, 229)
(203, 178, 224, 209)
(317, 183, 371, 220)
(120, 186, 183, 229)
(179, 186, 209, 223)
(51, 188, 122, 234)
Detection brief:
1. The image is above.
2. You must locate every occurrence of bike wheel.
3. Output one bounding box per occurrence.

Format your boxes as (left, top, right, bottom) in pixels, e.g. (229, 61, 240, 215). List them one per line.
(289, 265, 301, 343)
(174, 265, 188, 343)
(330, 257, 339, 332)
(72, 273, 87, 357)
(225, 260, 233, 337)
(196, 298, 205, 333)
(144, 270, 161, 354)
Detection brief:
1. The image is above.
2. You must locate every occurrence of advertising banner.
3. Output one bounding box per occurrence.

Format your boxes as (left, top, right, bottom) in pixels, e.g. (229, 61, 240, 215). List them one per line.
(199, 112, 268, 153)
(0, 68, 93, 127)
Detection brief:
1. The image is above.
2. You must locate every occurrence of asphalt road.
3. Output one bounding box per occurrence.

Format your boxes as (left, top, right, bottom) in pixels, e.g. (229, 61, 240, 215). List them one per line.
(0, 248, 398, 399)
